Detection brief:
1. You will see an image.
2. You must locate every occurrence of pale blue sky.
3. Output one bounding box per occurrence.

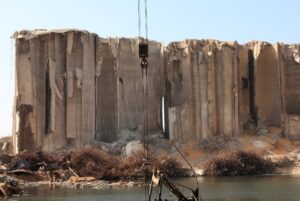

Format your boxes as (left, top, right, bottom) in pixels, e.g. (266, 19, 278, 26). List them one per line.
(0, 0, 299, 136)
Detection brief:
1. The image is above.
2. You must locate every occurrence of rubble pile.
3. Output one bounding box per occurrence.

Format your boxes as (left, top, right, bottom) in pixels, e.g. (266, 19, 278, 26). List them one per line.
(11, 150, 57, 171)
(0, 181, 21, 197)
(203, 150, 275, 176)
(0, 175, 21, 197)
(123, 152, 185, 178)
(0, 148, 185, 184)
(68, 148, 123, 180)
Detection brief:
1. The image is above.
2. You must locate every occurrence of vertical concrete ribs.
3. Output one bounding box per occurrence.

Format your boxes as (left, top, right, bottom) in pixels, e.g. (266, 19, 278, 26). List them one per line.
(12, 29, 300, 153)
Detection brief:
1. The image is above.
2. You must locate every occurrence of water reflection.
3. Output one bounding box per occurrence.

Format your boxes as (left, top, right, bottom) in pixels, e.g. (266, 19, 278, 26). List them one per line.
(12, 176, 300, 201)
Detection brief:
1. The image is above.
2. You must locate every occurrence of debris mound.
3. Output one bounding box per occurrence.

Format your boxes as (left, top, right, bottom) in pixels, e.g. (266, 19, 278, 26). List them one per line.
(67, 148, 185, 180)
(122, 152, 185, 178)
(68, 148, 122, 180)
(11, 150, 58, 171)
(153, 156, 183, 177)
(1, 148, 185, 182)
(203, 150, 275, 176)
(0, 182, 21, 197)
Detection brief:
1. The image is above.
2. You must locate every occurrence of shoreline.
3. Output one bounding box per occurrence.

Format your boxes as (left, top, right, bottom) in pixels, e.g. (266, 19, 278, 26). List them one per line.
(0, 161, 299, 197)
(18, 171, 300, 190)
(0, 132, 299, 196)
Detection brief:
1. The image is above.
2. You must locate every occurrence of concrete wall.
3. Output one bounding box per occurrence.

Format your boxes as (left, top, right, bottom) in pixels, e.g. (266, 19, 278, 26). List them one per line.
(166, 40, 249, 141)
(12, 29, 300, 153)
(95, 37, 164, 142)
(248, 42, 300, 138)
(248, 42, 282, 128)
(13, 30, 163, 152)
(279, 44, 300, 139)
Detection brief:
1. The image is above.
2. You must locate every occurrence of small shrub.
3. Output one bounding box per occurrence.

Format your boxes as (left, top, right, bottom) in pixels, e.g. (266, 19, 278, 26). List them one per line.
(153, 156, 183, 177)
(203, 150, 275, 176)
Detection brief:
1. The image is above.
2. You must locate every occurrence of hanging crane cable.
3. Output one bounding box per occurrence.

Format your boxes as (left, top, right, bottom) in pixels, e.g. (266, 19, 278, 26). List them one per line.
(138, 0, 149, 200)
(138, 1, 202, 201)
(138, 0, 149, 161)
(138, 0, 149, 76)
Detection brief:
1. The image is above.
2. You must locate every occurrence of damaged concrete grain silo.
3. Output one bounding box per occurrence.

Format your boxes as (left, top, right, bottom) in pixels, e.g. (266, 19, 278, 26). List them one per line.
(278, 43, 300, 138)
(12, 30, 164, 153)
(12, 29, 300, 153)
(165, 40, 250, 141)
(247, 42, 300, 139)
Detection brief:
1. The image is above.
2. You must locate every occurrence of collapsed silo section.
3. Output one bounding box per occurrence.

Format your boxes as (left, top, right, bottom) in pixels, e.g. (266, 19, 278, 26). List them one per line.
(13, 30, 97, 153)
(95, 38, 164, 142)
(66, 31, 96, 147)
(13, 31, 65, 152)
(13, 34, 35, 153)
(237, 45, 251, 132)
(95, 38, 118, 142)
(215, 42, 250, 137)
(247, 42, 283, 129)
(214, 42, 241, 137)
(165, 41, 197, 142)
(166, 40, 211, 142)
(165, 40, 249, 141)
(278, 44, 300, 139)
